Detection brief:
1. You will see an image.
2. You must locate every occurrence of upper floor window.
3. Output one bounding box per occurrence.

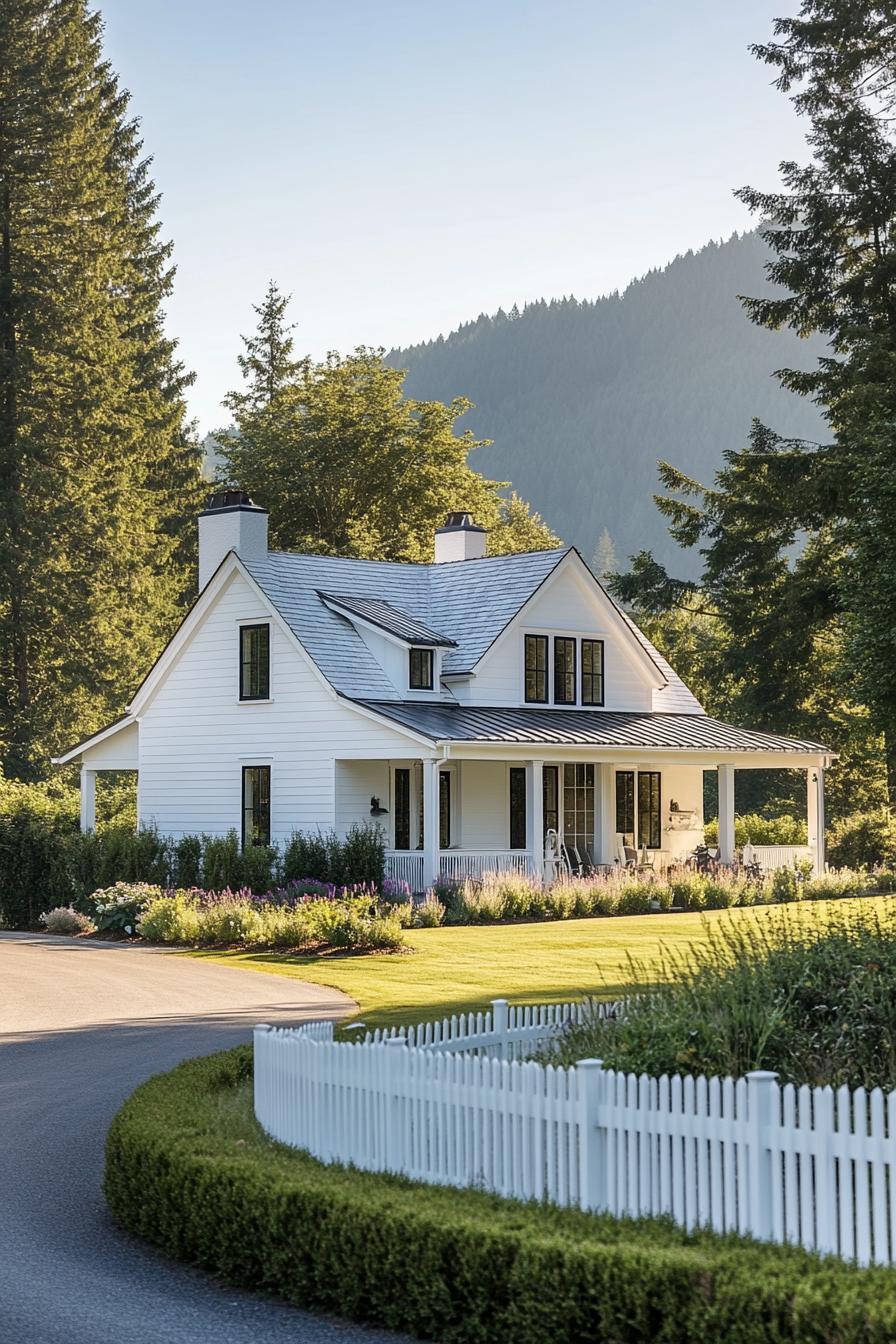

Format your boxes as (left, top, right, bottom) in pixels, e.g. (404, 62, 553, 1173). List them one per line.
(582, 639, 604, 706)
(553, 637, 576, 705)
(240, 624, 270, 700)
(524, 634, 548, 703)
(409, 647, 434, 690)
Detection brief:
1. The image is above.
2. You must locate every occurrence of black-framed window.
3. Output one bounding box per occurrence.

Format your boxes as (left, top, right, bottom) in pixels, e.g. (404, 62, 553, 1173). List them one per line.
(616, 770, 635, 847)
(524, 634, 548, 703)
(509, 767, 527, 850)
(582, 639, 604, 706)
(242, 765, 271, 848)
(563, 763, 594, 856)
(439, 770, 451, 849)
(240, 624, 270, 700)
(409, 647, 434, 690)
(394, 768, 411, 850)
(553, 637, 576, 705)
(543, 765, 559, 837)
(638, 771, 661, 850)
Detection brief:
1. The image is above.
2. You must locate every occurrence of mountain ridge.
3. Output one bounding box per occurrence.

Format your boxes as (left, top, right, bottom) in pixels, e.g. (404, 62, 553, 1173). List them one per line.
(387, 232, 827, 576)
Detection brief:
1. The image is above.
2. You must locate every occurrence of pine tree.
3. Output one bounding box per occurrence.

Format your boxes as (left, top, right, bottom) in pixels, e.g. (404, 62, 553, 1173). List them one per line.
(218, 292, 558, 561)
(224, 280, 304, 416)
(0, 0, 204, 777)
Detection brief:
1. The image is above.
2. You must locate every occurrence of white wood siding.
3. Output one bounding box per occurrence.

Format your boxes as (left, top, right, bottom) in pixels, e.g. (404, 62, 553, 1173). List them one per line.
(449, 566, 657, 710)
(137, 572, 423, 843)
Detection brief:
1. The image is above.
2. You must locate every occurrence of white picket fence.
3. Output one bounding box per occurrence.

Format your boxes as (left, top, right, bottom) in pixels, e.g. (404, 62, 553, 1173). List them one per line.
(254, 999, 896, 1266)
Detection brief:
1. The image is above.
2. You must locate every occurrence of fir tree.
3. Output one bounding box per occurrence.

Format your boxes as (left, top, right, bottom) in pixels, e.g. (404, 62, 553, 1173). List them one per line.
(0, 0, 204, 776)
(592, 527, 617, 579)
(224, 280, 304, 416)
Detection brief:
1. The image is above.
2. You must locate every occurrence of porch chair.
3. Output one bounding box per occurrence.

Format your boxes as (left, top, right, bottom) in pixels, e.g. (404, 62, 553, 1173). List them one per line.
(615, 833, 637, 869)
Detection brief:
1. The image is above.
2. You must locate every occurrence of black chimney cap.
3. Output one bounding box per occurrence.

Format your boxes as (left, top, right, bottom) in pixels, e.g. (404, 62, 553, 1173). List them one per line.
(435, 511, 486, 534)
(200, 489, 267, 516)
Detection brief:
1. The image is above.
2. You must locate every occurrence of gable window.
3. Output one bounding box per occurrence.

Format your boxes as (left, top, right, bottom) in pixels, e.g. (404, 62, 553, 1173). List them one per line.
(409, 647, 434, 690)
(524, 634, 548, 703)
(553, 637, 576, 705)
(242, 765, 271, 848)
(509, 767, 527, 849)
(240, 624, 270, 700)
(582, 639, 604, 706)
(393, 768, 411, 850)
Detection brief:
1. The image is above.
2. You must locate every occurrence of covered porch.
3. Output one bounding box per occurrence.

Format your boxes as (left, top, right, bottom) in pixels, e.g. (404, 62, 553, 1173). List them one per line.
(337, 746, 829, 890)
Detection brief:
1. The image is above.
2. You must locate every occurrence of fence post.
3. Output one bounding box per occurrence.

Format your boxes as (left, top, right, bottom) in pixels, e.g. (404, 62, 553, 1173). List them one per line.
(491, 998, 509, 1059)
(577, 1058, 605, 1213)
(253, 1025, 272, 1132)
(746, 1070, 778, 1241)
(385, 1036, 408, 1175)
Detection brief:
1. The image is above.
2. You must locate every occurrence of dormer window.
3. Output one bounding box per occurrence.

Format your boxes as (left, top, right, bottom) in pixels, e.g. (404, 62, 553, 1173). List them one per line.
(409, 647, 434, 690)
(240, 624, 270, 700)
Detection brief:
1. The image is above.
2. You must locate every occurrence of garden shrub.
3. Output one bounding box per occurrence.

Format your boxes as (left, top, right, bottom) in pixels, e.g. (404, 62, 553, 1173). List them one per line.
(105, 1046, 896, 1344)
(137, 892, 202, 944)
(171, 834, 203, 889)
(88, 881, 161, 933)
(771, 867, 800, 903)
(616, 881, 656, 915)
(704, 812, 808, 846)
(550, 902, 896, 1090)
(827, 809, 896, 870)
(39, 905, 95, 935)
(414, 891, 445, 927)
(201, 831, 245, 892)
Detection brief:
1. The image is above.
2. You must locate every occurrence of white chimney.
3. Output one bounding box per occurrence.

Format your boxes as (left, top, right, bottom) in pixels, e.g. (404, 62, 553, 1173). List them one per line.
(434, 512, 487, 563)
(198, 489, 269, 590)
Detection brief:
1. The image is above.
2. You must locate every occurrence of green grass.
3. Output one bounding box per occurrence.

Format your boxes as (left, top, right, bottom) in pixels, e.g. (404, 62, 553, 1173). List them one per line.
(187, 894, 887, 1030)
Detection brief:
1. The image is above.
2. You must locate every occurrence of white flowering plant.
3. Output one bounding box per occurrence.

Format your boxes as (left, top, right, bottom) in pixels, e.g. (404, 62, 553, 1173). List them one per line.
(90, 881, 163, 934)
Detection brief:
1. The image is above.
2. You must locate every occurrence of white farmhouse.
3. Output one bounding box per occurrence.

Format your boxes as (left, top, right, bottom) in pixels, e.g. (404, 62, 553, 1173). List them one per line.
(57, 491, 831, 883)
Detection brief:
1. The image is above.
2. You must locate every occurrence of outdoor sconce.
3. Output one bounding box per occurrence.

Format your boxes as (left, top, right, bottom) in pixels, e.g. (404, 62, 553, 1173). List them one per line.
(369, 796, 388, 816)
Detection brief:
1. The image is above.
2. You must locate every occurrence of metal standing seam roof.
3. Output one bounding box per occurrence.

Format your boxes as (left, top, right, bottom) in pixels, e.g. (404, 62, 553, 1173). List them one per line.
(241, 546, 704, 710)
(355, 701, 832, 754)
(318, 592, 457, 646)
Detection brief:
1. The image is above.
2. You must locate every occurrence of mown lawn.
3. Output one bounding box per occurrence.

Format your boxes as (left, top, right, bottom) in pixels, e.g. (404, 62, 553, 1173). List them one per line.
(187, 895, 884, 1031)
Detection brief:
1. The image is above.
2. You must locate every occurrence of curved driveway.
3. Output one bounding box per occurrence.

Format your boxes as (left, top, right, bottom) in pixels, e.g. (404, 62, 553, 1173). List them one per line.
(0, 933, 406, 1344)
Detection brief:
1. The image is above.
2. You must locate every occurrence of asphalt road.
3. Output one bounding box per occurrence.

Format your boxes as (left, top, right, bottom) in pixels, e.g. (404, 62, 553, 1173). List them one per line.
(0, 933, 407, 1344)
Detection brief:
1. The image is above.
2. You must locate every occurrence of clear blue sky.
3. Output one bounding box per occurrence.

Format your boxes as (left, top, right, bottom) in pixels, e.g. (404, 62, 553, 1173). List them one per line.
(97, 0, 805, 433)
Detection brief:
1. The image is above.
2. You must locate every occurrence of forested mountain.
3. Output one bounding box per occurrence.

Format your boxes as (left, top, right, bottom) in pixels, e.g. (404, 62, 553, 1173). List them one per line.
(388, 232, 827, 574)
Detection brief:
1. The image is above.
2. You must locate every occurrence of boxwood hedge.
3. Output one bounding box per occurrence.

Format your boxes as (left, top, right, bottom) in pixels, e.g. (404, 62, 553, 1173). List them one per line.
(105, 1046, 896, 1343)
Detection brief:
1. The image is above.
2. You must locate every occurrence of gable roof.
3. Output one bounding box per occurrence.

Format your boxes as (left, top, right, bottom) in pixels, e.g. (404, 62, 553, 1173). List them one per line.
(239, 546, 703, 710)
(358, 701, 831, 755)
(318, 593, 457, 647)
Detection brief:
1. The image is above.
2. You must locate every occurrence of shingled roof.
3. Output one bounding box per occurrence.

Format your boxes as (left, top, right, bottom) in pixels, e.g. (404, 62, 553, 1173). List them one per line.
(242, 547, 704, 711)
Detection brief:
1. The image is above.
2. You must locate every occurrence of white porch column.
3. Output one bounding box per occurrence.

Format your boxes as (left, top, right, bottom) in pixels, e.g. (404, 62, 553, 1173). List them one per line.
(80, 766, 97, 832)
(807, 766, 825, 875)
(717, 764, 735, 864)
(528, 759, 544, 881)
(421, 758, 439, 889)
(598, 763, 615, 865)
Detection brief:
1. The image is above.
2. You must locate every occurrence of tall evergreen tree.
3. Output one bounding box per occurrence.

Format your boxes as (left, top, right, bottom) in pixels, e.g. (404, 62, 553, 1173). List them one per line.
(224, 280, 304, 416)
(0, 0, 204, 777)
(219, 292, 558, 561)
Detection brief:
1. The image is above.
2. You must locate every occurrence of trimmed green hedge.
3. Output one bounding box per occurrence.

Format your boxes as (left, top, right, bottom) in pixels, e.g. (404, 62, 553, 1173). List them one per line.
(105, 1047, 896, 1343)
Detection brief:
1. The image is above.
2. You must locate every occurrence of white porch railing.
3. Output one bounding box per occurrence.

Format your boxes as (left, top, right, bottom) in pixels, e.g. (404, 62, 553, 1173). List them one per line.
(751, 844, 813, 871)
(255, 999, 896, 1266)
(438, 850, 532, 881)
(384, 849, 533, 888)
(383, 851, 425, 889)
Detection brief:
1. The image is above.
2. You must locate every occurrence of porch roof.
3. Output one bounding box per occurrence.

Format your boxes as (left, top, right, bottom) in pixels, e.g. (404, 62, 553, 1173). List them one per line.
(357, 701, 831, 755)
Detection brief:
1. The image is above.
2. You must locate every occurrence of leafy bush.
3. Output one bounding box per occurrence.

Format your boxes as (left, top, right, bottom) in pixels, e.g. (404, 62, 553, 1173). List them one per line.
(0, 779, 77, 927)
(105, 1046, 896, 1344)
(171, 834, 202, 889)
(137, 892, 202, 944)
(282, 824, 384, 887)
(551, 902, 896, 1090)
(39, 905, 95, 935)
(414, 890, 446, 927)
(827, 809, 896, 870)
(201, 831, 245, 892)
(705, 812, 808, 846)
(88, 881, 161, 933)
